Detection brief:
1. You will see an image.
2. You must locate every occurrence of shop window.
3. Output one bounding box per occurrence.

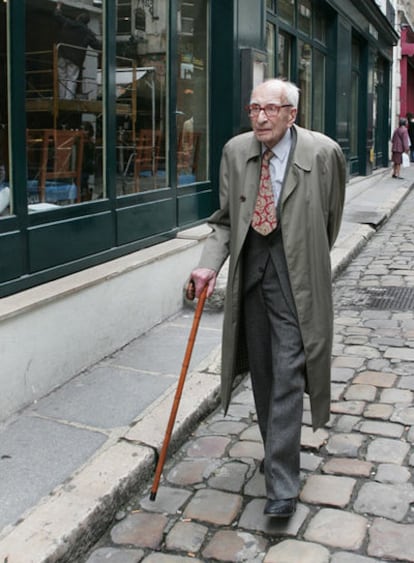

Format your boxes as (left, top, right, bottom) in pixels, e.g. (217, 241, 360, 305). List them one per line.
(373, 56, 386, 166)
(0, 2, 10, 218)
(278, 32, 292, 80)
(298, 40, 312, 129)
(25, 1, 104, 209)
(313, 49, 325, 132)
(266, 22, 276, 78)
(176, 0, 209, 185)
(118, 0, 132, 35)
(314, 8, 326, 44)
(114, 0, 167, 195)
(350, 40, 361, 158)
(298, 0, 311, 36)
(278, 0, 295, 25)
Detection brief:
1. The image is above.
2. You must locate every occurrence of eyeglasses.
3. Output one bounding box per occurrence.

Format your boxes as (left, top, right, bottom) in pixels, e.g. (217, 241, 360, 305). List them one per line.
(246, 103, 293, 118)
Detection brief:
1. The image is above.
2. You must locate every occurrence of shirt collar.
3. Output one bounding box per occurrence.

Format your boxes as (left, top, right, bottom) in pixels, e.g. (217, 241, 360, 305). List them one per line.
(263, 128, 292, 162)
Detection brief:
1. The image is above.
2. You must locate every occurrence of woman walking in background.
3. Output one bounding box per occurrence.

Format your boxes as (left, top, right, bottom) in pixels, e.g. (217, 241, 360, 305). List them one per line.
(391, 118, 410, 179)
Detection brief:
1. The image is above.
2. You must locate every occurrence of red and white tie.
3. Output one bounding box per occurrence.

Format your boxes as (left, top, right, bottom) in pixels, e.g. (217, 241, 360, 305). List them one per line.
(251, 149, 277, 236)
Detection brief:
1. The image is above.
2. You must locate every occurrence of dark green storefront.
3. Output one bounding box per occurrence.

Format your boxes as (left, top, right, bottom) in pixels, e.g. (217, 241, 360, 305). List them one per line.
(0, 0, 397, 297)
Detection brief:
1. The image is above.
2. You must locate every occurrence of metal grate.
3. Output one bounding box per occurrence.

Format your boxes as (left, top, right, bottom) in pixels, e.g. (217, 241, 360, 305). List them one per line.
(340, 286, 414, 311)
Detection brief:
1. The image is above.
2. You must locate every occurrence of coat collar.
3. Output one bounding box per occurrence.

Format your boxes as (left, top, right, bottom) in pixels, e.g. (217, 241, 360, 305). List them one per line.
(289, 125, 313, 172)
(245, 124, 312, 172)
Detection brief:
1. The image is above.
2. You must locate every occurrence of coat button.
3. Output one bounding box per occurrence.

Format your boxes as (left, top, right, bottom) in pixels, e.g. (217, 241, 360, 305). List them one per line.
(240, 195, 246, 202)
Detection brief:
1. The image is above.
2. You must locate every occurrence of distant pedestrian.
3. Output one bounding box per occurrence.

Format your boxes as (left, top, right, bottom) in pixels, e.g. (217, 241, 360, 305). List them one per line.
(391, 118, 410, 179)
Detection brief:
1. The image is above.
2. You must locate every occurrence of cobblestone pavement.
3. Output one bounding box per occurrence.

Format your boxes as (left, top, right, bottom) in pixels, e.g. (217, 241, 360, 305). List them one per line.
(83, 191, 414, 563)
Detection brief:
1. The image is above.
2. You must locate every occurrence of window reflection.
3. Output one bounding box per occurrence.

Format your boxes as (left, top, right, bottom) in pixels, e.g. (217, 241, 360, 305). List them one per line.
(298, 0, 311, 36)
(278, 32, 292, 80)
(0, 2, 10, 217)
(313, 49, 325, 132)
(176, 0, 208, 185)
(278, 0, 295, 25)
(266, 22, 275, 79)
(114, 0, 208, 194)
(114, 1, 167, 195)
(25, 1, 103, 210)
(314, 8, 326, 44)
(298, 40, 312, 129)
(350, 40, 361, 158)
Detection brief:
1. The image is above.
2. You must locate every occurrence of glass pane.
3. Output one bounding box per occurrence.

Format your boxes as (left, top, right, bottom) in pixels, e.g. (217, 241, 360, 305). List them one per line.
(25, 1, 103, 209)
(266, 0, 275, 11)
(298, 0, 311, 36)
(350, 39, 360, 157)
(118, 0, 132, 35)
(266, 22, 275, 79)
(115, 0, 167, 195)
(277, 32, 292, 80)
(0, 2, 10, 217)
(350, 71, 359, 155)
(278, 0, 295, 25)
(313, 50, 325, 132)
(314, 8, 326, 44)
(352, 41, 360, 67)
(177, 0, 208, 185)
(298, 40, 312, 129)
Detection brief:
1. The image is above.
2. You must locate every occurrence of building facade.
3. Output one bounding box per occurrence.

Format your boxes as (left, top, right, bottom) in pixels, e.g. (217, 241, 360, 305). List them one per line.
(396, 0, 414, 123)
(0, 0, 398, 420)
(0, 0, 398, 298)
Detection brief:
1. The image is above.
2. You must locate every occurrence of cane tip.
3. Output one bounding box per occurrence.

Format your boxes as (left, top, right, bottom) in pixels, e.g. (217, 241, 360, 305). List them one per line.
(149, 491, 157, 501)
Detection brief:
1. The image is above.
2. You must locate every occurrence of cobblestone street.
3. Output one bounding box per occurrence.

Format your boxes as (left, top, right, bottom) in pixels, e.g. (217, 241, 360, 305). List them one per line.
(83, 190, 414, 563)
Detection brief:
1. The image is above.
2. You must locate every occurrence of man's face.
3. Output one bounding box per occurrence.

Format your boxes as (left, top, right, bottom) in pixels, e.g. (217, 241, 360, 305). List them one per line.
(249, 82, 297, 148)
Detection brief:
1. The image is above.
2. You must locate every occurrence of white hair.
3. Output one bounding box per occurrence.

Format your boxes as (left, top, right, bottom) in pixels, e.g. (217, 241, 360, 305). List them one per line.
(253, 78, 300, 109)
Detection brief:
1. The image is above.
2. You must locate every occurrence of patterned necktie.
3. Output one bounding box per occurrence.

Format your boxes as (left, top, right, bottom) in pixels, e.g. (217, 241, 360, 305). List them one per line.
(251, 149, 277, 236)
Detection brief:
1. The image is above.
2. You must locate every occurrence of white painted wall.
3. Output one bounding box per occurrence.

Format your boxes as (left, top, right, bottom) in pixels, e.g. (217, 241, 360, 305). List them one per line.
(0, 227, 209, 422)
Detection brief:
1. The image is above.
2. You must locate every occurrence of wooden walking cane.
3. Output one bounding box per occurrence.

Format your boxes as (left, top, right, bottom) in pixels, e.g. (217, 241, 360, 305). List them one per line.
(150, 280, 208, 501)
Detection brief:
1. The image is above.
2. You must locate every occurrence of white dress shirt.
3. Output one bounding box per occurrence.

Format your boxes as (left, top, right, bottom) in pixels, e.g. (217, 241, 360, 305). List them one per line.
(263, 128, 293, 207)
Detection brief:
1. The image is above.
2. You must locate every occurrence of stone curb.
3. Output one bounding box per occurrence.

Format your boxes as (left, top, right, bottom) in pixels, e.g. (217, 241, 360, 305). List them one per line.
(0, 356, 221, 563)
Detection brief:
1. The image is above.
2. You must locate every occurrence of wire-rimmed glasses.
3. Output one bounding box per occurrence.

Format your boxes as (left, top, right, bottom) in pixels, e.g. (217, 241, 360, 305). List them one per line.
(246, 103, 293, 119)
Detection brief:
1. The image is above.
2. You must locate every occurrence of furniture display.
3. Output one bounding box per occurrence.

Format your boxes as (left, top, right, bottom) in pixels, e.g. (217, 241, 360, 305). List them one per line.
(27, 128, 84, 203)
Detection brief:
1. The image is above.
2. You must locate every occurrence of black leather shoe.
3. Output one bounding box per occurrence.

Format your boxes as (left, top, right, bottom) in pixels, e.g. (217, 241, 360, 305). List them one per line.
(264, 498, 297, 518)
(259, 459, 264, 474)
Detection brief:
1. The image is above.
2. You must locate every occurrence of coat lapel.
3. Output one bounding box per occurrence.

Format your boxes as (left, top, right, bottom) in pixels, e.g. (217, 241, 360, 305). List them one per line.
(281, 126, 313, 206)
(234, 136, 261, 261)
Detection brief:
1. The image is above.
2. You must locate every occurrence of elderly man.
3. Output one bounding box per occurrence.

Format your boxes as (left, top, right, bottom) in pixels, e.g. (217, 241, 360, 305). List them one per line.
(190, 78, 346, 518)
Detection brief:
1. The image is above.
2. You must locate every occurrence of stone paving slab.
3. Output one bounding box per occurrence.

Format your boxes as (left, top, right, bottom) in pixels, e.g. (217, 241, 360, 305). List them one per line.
(264, 539, 330, 563)
(368, 518, 414, 561)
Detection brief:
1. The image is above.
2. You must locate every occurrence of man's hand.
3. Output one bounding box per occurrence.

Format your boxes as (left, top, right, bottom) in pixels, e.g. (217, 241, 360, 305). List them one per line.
(189, 268, 217, 299)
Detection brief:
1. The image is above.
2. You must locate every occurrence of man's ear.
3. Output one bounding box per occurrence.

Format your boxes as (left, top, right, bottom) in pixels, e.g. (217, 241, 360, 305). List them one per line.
(288, 108, 297, 126)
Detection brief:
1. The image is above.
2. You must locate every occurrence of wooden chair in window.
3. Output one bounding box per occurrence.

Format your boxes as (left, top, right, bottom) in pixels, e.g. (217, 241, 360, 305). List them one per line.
(133, 129, 162, 191)
(177, 130, 201, 180)
(32, 129, 85, 203)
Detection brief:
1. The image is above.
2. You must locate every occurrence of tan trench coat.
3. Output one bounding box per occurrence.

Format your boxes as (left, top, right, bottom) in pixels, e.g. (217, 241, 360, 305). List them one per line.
(199, 125, 346, 429)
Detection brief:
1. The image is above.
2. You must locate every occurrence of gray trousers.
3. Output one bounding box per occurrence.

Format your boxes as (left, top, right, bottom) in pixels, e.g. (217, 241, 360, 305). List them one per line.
(243, 228, 306, 500)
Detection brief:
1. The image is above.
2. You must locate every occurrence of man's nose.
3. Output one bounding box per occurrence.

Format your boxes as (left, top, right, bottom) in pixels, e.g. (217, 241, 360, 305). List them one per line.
(257, 109, 268, 122)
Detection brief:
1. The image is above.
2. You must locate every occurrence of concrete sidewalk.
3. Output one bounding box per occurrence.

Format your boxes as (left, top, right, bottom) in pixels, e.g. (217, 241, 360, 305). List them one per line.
(0, 165, 413, 562)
